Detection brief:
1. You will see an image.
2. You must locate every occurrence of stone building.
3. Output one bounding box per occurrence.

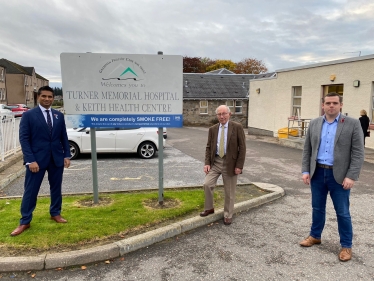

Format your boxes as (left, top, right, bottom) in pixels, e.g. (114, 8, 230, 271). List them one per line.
(0, 59, 49, 107)
(183, 68, 274, 127)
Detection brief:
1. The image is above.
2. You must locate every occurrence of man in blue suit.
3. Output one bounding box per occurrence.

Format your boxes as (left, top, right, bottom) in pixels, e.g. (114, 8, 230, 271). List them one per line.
(11, 86, 71, 236)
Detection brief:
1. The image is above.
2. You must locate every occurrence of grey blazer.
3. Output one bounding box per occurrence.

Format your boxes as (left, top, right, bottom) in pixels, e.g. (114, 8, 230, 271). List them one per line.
(301, 115, 364, 184)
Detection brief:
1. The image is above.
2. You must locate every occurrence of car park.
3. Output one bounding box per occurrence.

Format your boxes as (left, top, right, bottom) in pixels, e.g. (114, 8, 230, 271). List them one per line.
(67, 127, 166, 160)
(6, 104, 30, 117)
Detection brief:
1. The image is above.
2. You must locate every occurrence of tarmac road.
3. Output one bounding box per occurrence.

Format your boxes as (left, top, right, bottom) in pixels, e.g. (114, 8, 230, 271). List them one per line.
(1, 127, 374, 280)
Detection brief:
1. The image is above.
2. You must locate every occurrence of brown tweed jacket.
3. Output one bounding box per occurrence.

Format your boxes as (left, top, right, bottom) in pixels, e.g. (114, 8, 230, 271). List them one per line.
(205, 121, 246, 177)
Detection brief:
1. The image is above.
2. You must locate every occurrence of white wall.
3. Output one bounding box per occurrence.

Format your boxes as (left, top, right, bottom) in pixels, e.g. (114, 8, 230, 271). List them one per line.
(248, 56, 374, 149)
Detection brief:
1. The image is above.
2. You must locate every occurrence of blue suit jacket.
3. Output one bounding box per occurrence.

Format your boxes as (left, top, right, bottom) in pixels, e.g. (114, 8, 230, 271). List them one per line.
(19, 107, 71, 169)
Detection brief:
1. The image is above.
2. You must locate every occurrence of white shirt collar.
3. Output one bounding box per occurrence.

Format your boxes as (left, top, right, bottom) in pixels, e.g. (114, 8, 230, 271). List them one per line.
(39, 104, 51, 111)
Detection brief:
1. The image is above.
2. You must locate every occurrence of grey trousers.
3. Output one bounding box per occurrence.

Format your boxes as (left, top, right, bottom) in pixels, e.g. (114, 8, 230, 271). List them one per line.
(203, 155, 238, 218)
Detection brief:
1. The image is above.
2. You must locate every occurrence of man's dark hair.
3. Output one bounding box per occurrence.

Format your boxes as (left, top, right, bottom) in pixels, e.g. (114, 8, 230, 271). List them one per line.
(322, 92, 342, 103)
(37, 86, 54, 97)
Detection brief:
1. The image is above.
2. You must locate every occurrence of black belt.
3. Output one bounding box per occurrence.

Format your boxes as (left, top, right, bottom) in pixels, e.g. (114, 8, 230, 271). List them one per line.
(317, 163, 333, 169)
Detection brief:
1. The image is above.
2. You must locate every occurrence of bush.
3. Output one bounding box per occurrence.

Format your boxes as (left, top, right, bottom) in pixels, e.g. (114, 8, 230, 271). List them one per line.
(52, 100, 64, 107)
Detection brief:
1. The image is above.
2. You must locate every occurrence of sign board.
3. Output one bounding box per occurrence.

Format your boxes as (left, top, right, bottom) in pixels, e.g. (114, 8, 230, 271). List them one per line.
(60, 53, 183, 128)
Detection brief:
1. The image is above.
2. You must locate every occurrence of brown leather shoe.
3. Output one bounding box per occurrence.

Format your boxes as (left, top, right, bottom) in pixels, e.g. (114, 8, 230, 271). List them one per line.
(200, 209, 214, 217)
(299, 236, 321, 247)
(223, 217, 232, 225)
(51, 215, 67, 223)
(339, 248, 352, 262)
(10, 224, 30, 236)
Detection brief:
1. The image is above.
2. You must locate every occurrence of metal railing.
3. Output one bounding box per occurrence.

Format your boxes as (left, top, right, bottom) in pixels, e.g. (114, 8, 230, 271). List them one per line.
(0, 114, 21, 161)
(287, 117, 311, 138)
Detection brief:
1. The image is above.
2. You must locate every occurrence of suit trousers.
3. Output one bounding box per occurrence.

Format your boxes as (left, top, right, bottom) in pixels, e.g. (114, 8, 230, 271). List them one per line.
(20, 156, 64, 225)
(310, 166, 352, 248)
(203, 155, 238, 218)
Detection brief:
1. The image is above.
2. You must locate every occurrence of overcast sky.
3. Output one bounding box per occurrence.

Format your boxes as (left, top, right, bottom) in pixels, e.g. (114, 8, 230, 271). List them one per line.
(1, 0, 373, 87)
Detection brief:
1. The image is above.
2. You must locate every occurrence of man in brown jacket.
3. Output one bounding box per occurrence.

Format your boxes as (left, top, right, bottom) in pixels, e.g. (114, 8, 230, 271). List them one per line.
(200, 105, 246, 225)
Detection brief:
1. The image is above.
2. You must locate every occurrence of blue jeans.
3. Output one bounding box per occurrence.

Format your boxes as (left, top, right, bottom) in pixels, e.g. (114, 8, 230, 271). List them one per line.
(310, 166, 352, 248)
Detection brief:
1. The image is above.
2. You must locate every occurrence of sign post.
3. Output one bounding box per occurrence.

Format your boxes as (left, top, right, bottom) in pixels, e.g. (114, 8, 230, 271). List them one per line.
(90, 128, 99, 204)
(157, 51, 164, 205)
(61, 53, 183, 203)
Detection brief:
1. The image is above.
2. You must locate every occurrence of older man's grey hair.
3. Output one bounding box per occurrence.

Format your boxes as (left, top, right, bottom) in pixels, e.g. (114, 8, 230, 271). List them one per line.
(215, 105, 231, 114)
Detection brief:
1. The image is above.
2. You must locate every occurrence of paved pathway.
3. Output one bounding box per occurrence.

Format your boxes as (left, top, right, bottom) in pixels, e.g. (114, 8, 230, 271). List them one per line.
(1, 127, 374, 280)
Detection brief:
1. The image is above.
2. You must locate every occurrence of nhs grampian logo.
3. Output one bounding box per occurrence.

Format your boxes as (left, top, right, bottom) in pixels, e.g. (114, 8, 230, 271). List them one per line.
(99, 57, 146, 81)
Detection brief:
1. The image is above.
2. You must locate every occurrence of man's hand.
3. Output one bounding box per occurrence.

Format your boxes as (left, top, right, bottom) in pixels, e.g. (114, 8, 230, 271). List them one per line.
(28, 162, 39, 173)
(64, 158, 71, 168)
(204, 165, 210, 174)
(342, 177, 355, 190)
(234, 168, 242, 175)
(302, 174, 310, 185)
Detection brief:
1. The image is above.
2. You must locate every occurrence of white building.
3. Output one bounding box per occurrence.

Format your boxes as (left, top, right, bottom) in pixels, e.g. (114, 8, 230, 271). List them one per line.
(248, 54, 374, 149)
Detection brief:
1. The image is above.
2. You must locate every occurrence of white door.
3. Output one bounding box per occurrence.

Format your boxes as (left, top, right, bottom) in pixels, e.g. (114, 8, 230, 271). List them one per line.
(80, 128, 116, 152)
(115, 128, 145, 152)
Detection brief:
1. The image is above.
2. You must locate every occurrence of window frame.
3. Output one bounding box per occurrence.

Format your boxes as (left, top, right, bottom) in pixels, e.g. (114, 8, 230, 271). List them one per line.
(292, 86, 302, 118)
(226, 100, 243, 114)
(371, 83, 374, 124)
(199, 100, 208, 115)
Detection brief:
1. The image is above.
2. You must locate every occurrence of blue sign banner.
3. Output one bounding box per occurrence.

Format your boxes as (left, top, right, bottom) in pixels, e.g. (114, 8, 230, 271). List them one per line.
(65, 114, 183, 128)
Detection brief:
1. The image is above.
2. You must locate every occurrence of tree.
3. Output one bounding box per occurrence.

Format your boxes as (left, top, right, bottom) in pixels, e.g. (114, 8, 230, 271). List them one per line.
(183, 56, 205, 73)
(206, 60, 236, 72)
(200, 57, 216, 72)
(53, 87, 63, 96)
(233, 58, 268, 74)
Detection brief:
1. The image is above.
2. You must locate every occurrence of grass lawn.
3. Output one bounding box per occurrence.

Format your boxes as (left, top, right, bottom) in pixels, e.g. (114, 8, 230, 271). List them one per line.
(0, 185, 265, 256)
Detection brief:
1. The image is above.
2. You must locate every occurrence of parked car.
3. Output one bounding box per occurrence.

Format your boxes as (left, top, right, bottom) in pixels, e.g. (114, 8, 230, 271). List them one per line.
(67, 127, 166, 160)
(7, 104, 30, 117)
(0, 104, 12, 119)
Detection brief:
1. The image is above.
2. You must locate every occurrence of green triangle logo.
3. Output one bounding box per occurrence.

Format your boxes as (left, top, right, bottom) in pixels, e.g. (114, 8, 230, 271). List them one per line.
(119, 67, 138, 77)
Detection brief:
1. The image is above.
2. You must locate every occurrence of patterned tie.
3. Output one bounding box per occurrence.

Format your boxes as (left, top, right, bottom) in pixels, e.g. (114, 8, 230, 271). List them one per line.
(219, 125, 225, 158)
(45, 109, 52, 134)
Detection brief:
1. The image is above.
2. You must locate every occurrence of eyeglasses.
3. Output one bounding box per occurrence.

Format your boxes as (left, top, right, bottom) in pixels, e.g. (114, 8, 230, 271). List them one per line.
(216, 112, 229, 116)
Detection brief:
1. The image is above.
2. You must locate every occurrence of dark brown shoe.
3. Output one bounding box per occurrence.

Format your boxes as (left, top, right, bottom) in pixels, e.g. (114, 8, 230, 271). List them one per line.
(223, 217, 232, 225)
(339, 248, 352, 262)
(51, 215, 67, 223)
(299, 236, 321, 247)
(200, 209, 214, 217)
(10, 224, 30, 236)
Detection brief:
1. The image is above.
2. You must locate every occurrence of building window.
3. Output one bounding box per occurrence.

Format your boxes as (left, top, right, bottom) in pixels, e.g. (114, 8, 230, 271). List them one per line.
(371, 83, 374, 123)
(235, 100, 242, 114)
(0, 88, 6, 101)
(200, 100, 208, 114)
(226, 100, 243, 114)
(227, 100, 234, 113)
(292, 86, 302, 117)
(0, 69, 3, 81)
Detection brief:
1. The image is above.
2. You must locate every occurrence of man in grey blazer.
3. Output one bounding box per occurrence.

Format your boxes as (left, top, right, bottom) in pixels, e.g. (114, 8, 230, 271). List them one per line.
(300, 92, 364, 262)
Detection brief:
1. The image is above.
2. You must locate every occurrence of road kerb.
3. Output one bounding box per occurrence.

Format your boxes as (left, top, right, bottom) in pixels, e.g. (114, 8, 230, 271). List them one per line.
(44, 244, 120, 270)
(0, 255, 46, 272)
(0, 183, 285, 272)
